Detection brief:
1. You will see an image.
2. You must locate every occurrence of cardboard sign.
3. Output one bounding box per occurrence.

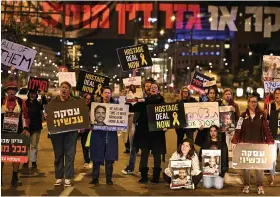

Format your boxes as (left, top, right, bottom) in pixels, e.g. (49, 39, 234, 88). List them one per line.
(269, 110, 280, 140)
(117, 44, 153, 71)
(2, 112, 19, 133)
(170, 160, 194, 190)
(232, 143, 273, 169)
(123, 76, 143, 102)
(45, 99, 90, 134)
(27, 77, 49, 92)
(202, 149, 221, 176)
(184, 102, 219, 128)
(203, 80, 216, 87)
(1, 39, 37, 72)
(219, 106, 235, 133)
(189, 71, 213, 94)
(76, 70, 110, 96)
(1, 133, 29, 163)
(262, 55, 280, 82)
(90, 102, 129, 131)
(58, 72, 76, 87)
(147, 103, 186, 131)
(264, 81, 280, 93)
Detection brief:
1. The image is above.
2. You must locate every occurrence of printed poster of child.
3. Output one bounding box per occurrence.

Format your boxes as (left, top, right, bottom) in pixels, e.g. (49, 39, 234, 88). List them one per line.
(219, 106, 235, 134)
(202, 150, 221, 176)
(170, 160, 194, 189)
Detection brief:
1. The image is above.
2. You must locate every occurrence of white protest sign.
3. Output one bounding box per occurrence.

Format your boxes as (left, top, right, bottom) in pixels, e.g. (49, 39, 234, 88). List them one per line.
(58, 72, 76, 87)
(235, 117, 244, 129)
(170, 160, 193, 190)
(1, 39, 37, 72)
(90, 102, 129, 131)
(264, 81, 280, 93)
(203, 80, 216, 87)
(184, 102, 219, 128)
(202, 149, 221, 176)
(123, 76, 143, 101)
(262, 55, 280, 82)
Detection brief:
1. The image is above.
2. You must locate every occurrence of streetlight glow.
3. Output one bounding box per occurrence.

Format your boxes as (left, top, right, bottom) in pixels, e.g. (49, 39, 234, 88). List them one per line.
(160, 29, 164, 35)
(249, 51, 253, 56)
(171, 15, 176, 21)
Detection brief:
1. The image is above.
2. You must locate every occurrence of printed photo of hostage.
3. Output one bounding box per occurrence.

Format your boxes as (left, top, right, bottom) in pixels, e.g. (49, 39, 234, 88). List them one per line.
(93, 105, 107, 126)
(220, 111, 235, 133)
(203, 156, 220, 175)
(171, 167, 193, 189)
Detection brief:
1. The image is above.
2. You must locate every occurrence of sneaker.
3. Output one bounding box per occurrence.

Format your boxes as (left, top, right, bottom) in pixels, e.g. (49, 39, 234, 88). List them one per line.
(242, 186, 250, 194)
(84, 163, 89, 169)
(88, 162, 93, 169)
(64, 179, 71, 187)
(54, 179, 63, 186)
(122, 169, 134, 175)
(257, 187, 265, 195)
(31, 162, 37, 169)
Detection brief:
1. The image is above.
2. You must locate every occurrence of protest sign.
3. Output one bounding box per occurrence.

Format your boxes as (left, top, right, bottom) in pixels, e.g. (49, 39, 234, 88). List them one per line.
(184, 102, 219, 128)
(1, 39, 37, 72)
(263, 81, 280, 93)
(219, 106, 235, 133)
(269, 110, 280, 140)
(189, 71, 213, 94)
(117, 44, 153, 71)
(232, 143, 273, 169)
(58, 72, 76, 87)
(90, 102, 129, 131)
(45, 99, 90, 134)
(76, 70, 110, 96)
(170, 160, 194, 190)
(262, 55, 280, 82)
(2, 112, 19, 133)
(147, 103, 186, 131)
(1, 133, 29, 163)
(203, 80, 216, 87)
(202, 149, 221, 176)
(27, 76, 49, 92)
(123, 76, 143, 102)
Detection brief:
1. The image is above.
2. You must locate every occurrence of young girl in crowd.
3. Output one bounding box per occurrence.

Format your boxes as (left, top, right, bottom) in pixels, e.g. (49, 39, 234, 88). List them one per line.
(163, 138, 203, 188)
(199, 125, 229, 189)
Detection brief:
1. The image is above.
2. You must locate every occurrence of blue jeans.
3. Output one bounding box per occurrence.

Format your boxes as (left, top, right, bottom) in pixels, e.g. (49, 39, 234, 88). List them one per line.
(269, 142, 280, 175)
(126, 145, 137, 172)
(203, 176, 224, 189)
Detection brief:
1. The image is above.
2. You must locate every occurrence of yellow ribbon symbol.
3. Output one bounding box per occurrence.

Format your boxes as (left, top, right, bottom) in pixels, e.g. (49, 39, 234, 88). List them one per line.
(140, 53, 148, 65)
(173, 112, 180, 126)
(95, 84, 102, 95)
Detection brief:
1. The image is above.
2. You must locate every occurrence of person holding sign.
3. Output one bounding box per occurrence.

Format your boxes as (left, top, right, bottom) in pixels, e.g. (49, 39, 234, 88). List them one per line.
(89, 87, 118, 185)
(45, 81, 79, 187)
(1, 71, 30, 187)
(175, 86, 197, 147)
(199, 125, 228, 189)
(129, 83, 166, 184)
(22, 90, 47, 169)
(232, 96, 274, 194)
(163, 138, 202, 188)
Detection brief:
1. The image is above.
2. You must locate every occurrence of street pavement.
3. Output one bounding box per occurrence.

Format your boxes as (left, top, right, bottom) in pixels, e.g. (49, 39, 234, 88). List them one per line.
(1, 100, 280, 196)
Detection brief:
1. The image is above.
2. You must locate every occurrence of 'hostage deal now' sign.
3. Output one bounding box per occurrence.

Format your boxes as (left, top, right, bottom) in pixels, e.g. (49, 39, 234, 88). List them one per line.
(147, 103, 186, 131)
(117, 44, 153, 71)
(76, 70, 110, 96)
(1, 39, 37, 72)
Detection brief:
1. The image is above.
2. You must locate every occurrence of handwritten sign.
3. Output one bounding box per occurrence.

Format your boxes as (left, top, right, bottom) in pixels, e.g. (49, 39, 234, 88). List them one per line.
(1, 39, 37, 72)
(90, 102, 129, 131)
(117, 44, 153, 71)
(27, 77, 49, 92)
(58, 72, 76, 87)
(147, 103, 186, 131)
(184, 102, 219, 128)
(189, 71, 213, 94)
(170, 160, 194, 190)
(76, 70, 110, 96)
(1, 133, 29, 163)
(262, 55, 280, 82)
(232, 143, 273, 169)
(202, 150, 221, 176)
(269, 110, 280, 140)
(45, 99, 90, 134)
(123, 76, 143, 102)
(263, 81, 280, 93)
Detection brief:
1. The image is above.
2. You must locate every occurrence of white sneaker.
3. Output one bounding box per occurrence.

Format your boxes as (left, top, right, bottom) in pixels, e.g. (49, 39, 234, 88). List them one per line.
(242, 186, 250, 194)
(64, 179, 71, 187)
(257, 187, 265, 195)
(84, 163, 89, 169)
(88, 162, 93, 169)
(54, 179, 63, 186)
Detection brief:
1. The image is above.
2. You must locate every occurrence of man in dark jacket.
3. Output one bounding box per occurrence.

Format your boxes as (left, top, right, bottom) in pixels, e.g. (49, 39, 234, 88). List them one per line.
(175, 86, 197, 147)
(23, 90, 47, 169)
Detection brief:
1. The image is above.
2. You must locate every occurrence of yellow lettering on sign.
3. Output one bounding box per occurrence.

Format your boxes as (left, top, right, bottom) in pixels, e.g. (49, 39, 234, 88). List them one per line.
(128, 61, 140, 69)
(124, 46, 145, 56)
(82, 85, 94, 93)
(85, 73, 105, 84)
(156, 120, 170, 128)
(154, 104, 179, 113)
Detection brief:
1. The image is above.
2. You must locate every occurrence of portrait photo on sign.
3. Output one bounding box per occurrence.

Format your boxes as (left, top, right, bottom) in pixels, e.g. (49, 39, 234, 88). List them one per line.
(123, 76, 143, 102)
(202, 150, 221, 176)
(262, 55, 280, 81)
(219, 106, 235, 133)
(170, 160, 194, 189)
(90, 102, 129, 131)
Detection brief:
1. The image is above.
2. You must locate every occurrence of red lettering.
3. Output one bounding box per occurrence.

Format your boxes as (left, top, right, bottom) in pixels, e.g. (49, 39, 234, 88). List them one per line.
(65, 4, 81, 28)
(83, 5, 91, 28)
(41, 2, 61, 27)
(91, 4, 110, 29)
(174, 4, 186, 29)
(116, 4, 126, 34)
(126, 3, 152, 29)
(159, 4, 173, 29)
(186, 4, 202, 30)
